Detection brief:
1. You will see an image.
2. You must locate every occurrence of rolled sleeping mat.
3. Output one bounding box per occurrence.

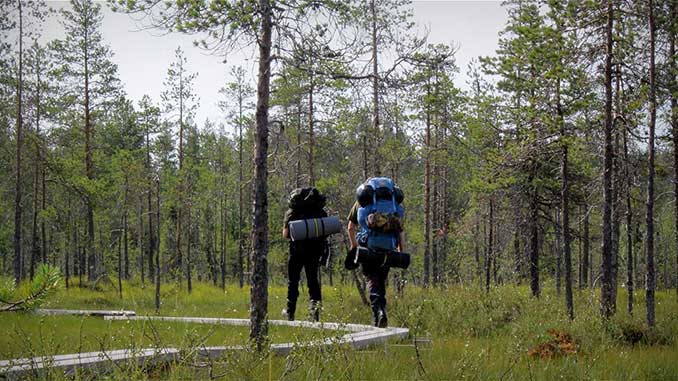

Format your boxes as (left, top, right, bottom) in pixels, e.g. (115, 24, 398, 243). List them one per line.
(289, 215, 342, 241)
(354, 247, 411, 269)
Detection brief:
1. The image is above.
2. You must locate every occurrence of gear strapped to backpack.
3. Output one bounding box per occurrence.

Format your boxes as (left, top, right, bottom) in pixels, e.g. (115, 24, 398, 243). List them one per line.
(356, 177, 405, 251)
(286, 187, 331, 266)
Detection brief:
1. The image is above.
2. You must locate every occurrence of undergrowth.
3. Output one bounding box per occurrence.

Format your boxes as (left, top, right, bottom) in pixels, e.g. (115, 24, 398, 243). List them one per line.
(1, 278, 676, 380)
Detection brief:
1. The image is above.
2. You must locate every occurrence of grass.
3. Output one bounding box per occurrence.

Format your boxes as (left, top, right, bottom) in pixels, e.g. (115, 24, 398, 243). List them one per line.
(0, 314, 340, 360)
(2, 277, 678, 380)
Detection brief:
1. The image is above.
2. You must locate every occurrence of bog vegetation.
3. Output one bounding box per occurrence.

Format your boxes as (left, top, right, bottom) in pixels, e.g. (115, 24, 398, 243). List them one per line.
(0, 0, 677, 378)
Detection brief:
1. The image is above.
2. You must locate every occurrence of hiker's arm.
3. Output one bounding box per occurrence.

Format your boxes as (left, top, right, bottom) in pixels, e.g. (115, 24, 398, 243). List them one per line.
(282, 226, 290, 239)
(348, 221, 358, 249)
(397, 231, 405, 252)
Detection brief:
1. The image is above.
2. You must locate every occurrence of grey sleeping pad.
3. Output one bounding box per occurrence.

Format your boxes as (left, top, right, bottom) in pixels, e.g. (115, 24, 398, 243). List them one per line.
(289, 215, 341, 241)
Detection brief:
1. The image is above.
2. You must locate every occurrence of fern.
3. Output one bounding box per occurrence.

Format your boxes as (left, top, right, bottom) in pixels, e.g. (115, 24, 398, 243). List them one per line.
(0, 264, 62, 312)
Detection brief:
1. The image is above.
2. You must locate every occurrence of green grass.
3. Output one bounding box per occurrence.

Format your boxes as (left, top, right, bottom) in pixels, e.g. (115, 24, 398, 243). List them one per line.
(4, 278, 678, 380)
(0, 314, 340, 360)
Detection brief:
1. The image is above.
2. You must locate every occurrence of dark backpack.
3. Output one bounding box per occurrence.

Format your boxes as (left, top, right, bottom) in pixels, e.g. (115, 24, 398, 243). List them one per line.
(288, 187, 326, 211)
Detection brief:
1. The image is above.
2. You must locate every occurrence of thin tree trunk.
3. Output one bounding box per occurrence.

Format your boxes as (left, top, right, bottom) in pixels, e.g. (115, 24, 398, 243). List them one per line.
(529, 170, 540, 298)
(138, 199, 144, 285)
(296, 102, 302, 188)
(155, 178, 161, 312)
(238, 85, 245, 289)
(423, 85, 431, 287)
(30, 132, 39, 280)
(474, 218, 480, 282)
(117, 230, 122, 298)
(66, 199, 71, 289)
(250, 0, 272, 350)
(146, 123, 155, 282)
(308, 73, 315, 186)
(645, 0, 657, 328)
(124, 210, 129, 279)
(601, 0, 615, 319)
(555, 207, 562, 295)
(220, 195, 226, 290)
(559, 78, 574, 320)
(370, 0, 380, 176)
(186, 206, 192, 294)
(623, 131, 634, 314)
(84, 20, 96, 281)
(13, 1, 24, 284)
(486, 199, 494, 293)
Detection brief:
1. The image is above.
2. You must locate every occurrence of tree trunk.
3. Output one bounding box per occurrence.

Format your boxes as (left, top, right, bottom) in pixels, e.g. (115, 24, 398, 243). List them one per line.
(138, 199, 144, 285)
(117, 230, 122, 298)
(250, 0, 272, 350)
(601, 0, 615, 319)
(555, 207, 562, 295)
(645, 0, 656, 328)
(238, 84, 245, 289)
(559, 79, 574, 320)
(84, 24, 96, 281)
(514, 227, 521, 283)
(175, 63, 185, 281)
(486, 199, 494, 293)
(30, 129, 39, 280)
(186, 206, 192, 293)
(474, 219, 480, 282)
(296, 102, 302, 188)
(529, 170, 540, 298)
(220, 195, 226, 290)
(370, 0, 380, 176)
(66, 200, 71, 289)
(669, 0, 677, 305)
(124, 210, 129, 279)
(308, 73, 315, 186)
(423, 85, 431, 287)
(13, 1, 24, 284)
(146, 123, 155, 282)
(155, 179, 161, 313)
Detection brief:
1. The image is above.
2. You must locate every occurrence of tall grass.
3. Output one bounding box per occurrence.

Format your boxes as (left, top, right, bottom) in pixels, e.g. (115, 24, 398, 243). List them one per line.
(2, 279, 677, 380)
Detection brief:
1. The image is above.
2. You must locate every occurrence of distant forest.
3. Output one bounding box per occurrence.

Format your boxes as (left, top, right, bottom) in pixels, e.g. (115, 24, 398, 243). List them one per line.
(1, 0, 676, 340)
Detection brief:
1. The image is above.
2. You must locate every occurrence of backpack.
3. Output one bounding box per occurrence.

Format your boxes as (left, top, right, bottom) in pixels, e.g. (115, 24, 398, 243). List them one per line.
(288, 187, 326, 211)
(355, 177, 405, 251)
(287, 187, 327, 250)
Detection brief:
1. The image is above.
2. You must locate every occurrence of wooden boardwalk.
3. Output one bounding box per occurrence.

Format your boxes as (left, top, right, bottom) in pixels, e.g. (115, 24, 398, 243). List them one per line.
(1, 310, 409, 379)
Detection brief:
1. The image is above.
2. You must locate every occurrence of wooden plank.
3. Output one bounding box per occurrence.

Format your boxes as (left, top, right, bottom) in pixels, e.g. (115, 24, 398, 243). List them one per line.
(3, 311, 409, 378)
(0, 348, 179, 379)
(36, 309, 136, 317)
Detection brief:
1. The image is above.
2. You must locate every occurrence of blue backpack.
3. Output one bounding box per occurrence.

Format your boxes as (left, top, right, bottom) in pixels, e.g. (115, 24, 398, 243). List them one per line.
(356, 177, 405, 251)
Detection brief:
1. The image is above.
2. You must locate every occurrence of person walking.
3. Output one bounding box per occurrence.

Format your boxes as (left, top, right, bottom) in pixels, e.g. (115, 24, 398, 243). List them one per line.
(282, 187, 327, 322)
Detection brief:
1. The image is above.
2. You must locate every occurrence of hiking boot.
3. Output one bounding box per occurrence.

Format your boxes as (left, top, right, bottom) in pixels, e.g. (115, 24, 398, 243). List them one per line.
(377, 307, 388, 328)
(309, 300, 321, 322)
(282, 300, 296, 321)
(371, 305, 388, 328)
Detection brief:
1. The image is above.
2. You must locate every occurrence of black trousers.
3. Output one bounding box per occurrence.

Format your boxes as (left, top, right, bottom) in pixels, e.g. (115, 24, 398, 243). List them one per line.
(287, 246, 322, 304)
(362, 263, 390, 310)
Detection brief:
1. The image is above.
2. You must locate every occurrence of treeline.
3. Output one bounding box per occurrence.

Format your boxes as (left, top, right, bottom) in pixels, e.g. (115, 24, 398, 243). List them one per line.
(0, 0, 676, 336)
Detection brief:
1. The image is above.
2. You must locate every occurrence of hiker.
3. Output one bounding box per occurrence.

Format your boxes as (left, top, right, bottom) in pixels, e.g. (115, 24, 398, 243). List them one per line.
(347, 177, 406, 328)
(282, 187, 328, 322)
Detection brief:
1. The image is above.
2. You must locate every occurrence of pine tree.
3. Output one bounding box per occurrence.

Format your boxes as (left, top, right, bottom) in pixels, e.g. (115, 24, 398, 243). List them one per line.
(161, 46, 197, 288)
(51, 0, 120, 281)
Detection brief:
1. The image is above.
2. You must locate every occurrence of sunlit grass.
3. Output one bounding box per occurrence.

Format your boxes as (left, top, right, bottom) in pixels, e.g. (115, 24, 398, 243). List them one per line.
(2, 278, 677, 379)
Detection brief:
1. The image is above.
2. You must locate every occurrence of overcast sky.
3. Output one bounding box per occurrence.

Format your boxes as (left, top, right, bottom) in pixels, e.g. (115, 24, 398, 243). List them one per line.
(41, 0, 508, 130)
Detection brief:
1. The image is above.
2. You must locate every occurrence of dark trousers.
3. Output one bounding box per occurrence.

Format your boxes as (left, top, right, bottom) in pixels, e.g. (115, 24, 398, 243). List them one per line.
(287, 248, 322, 304)
(362, 263, 390, 310)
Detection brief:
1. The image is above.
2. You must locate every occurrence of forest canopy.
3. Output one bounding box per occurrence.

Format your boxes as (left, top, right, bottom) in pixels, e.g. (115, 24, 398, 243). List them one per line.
(0, 0, 677, 347)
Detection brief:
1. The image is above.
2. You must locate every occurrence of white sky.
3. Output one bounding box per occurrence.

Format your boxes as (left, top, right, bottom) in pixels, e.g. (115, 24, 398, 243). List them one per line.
(41, 0, 508, 130)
